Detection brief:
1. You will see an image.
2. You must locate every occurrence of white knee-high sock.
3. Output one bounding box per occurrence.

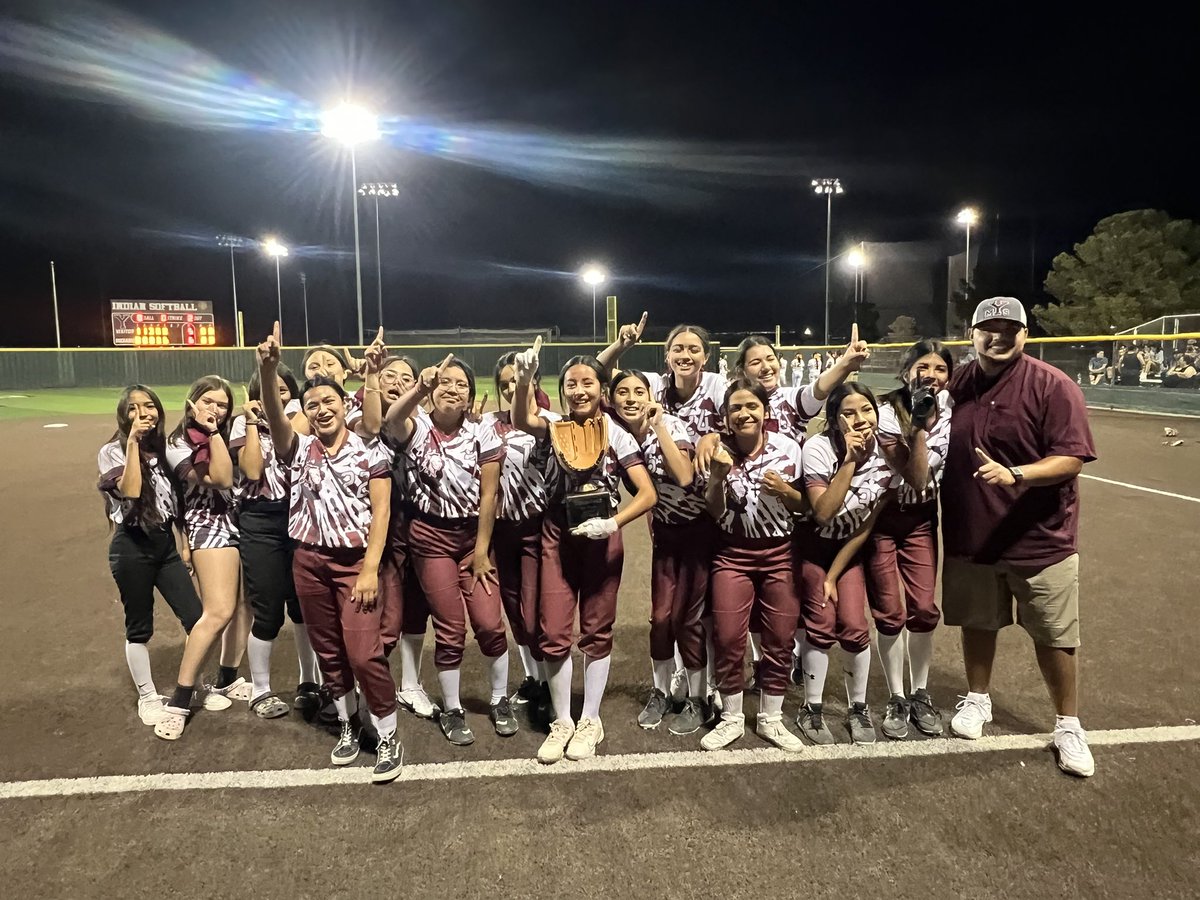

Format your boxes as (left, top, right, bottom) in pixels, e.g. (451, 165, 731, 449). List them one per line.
(333, 690, 358, 722)
(489, 651, 510, 704)
(843, 648, 871, 706)
(705, 629, 717, 695)
(749, 632, 763, 663)
(547, 656, 573, 723)
(437, 667, 462, 712)
(517, 644, 537, 680)
(651, 658, 673, 695)
(800, 638, 830, 706)
(907, 629, 934, 692)
(247, 635, 274, 698)
(720, 690, 744, 719)
(759, 692, 784, 717)
(292, 626, 320, 686)
(125, 642, 157, 700)
(673, 644, 685, 672)
(369, 710, 398, 741)
(399, 634, 424, 692)
(581, 654, 611, 720)
(876, 631, 906, 697)
(686, 667, 705, 699)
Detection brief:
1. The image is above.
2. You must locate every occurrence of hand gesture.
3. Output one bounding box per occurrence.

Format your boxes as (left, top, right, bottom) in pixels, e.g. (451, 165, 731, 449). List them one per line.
(694, 432, 723, 476)
(186, 398, 218, 434)
(843, 428, 870, 465)
(352, 569, 378, 610)
(617, 312, 648, 350)
(461, 551, 499, 595)
(973, 447, 1016, 487)
(708, 442, 734, 479)
(645, 402, 663, 429)
(363, 328, 387, 376)
(471, 391, 490, 420)
(242, 399, 264, 424)
(762, 469, 791, 498)
(515, 335, 542, 385)
(256, 321, 281, 369)
(837, 323, 871, 372)
(418, 353, 454, 394)
(821, 578, 838, 608)
(129, 411, 154, 444)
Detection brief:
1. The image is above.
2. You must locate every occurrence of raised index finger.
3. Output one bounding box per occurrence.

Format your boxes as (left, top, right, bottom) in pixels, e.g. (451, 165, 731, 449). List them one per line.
(272, 320, 281, 344)
(851, 323, 859, 345)
(532, 335, 543, 356)
(635, 311, 648, 337)
(374, 326, 384, 344)
(974, 446, 994, 464)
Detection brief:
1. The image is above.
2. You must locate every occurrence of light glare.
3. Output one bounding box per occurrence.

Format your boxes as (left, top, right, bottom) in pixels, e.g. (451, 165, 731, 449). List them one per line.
(321, 103, 380, 147)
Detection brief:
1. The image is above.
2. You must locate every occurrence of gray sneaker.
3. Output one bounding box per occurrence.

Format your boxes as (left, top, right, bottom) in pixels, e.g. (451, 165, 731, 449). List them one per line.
(439, 708, 475, 746)
(490, 697, 519, 737)
(637, 689, 671, 730)
(668, 698, 705, 736)
(908, 688, 944, 736)
(372, 734, 403, 784)
(847, 702, 877, 744)
(796, 703, 835, 745)
(330, 720, 360, 766)
(882, 694, 909, 740)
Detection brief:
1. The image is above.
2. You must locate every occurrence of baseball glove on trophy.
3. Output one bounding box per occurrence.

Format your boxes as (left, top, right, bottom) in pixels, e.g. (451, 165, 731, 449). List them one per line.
(550, 416, 613, 528)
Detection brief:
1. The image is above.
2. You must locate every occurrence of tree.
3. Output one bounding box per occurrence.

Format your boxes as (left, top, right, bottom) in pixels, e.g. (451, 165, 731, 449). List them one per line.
(1033, 210, 1200, 335)
(884, 315, 917, 344)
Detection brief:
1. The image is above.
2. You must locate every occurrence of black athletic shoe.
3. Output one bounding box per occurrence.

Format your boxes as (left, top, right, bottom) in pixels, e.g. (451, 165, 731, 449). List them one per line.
(512, 676, 540, 706)
(490, 698, 519, 736)
(668, 699, 705, 736)
(796, 703, 835, 745)
(372, 734, 404, 784)
(908, 688, 944, 736)
(439, 708, 475, 746)
(293, 682, 322, 718)
(330, 720, 360, 766)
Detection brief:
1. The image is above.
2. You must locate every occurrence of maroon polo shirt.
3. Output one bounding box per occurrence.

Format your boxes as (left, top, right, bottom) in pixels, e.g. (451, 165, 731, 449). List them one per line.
(943, 353, 1096, 567)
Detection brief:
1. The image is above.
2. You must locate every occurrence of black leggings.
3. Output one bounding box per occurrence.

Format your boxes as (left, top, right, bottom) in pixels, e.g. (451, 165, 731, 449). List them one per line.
(108, 524, 202, 643)
(239, 499, 303, 641)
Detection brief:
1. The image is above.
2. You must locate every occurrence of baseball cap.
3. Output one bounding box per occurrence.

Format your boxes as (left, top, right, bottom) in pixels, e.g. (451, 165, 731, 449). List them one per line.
(971, 296, 1028, 328)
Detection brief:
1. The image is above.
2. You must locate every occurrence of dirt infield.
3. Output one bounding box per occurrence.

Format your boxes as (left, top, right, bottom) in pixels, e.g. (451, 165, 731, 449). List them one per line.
(1, 408, 1198, 898)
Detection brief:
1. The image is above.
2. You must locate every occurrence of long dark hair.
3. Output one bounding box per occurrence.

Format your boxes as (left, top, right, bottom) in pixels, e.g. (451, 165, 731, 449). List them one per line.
(881, 339, 953, 432)
(733, 335, 777, 381)
(558, 355, 609, 414)
(434, 357, 477, 407)
(822, 382, 879, 467)
(662, 323, 711, 408)
(170, 375, 234, 446)
(721, 378, 771, 450)
(494, 351, 517, 408)
(247, 362, 300, 404)
(107, 384, 169, 529)
(301, 345, 352, 383)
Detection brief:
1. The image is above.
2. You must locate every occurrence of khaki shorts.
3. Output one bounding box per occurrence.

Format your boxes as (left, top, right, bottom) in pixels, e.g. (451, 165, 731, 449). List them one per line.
(942, 554, 1080, 648)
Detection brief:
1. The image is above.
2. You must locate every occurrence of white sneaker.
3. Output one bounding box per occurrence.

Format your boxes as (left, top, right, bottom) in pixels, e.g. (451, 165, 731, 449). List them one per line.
(537, 719, 575, 765)
(197, 687, 232, 711)
(397, 687, 439, 719)
(700, 712, 745, 751)
(950, 692, 993, 740)
(669, 669, 688, 704)
(756, 713, 804, 752)
(565, 717, 605, 760)
(1053, 719, 1095, 777)
(137, 695, 170, 726)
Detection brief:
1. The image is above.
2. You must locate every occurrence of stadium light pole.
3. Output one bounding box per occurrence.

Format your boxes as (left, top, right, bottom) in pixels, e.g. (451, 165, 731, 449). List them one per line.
(952, 207, 979, 335)
(216, 234, 250, 346)
(847, 243, 866, 321)
(300, 272, 310, 346)
(322, 103, 380, 344)
(580, 265, 607, 342)
(263, 237, 289, 340)
(358, 182, 399, 332)
(813, 178, 844, 344)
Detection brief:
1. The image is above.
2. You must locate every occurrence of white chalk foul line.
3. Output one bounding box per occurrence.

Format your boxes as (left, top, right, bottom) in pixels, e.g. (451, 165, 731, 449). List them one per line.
(1080, 473, 1200, 504)
(2, 725, 1197, 800)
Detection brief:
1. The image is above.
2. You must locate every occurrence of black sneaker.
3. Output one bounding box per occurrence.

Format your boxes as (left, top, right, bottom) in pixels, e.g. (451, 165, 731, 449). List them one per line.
(511, 676, 540, 706)
(908, 688, 944, 736)
(847, 702, 877, 744)
(294, 682, 322, 718)
(637, 689, 671, 729)
(372, 734, 404, 784)
(668, 698, 705, 736)
(882, 694, 910, 740)
(490, 698, 519, 736)
(316, 685, 339, 727)
(796, 703, 835, 745)
(330, 720, 360, 765)
(439, 708, 475, 746)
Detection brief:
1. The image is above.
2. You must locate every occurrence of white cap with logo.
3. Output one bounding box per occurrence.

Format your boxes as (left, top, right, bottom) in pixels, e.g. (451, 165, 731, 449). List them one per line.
(971, 296, 1028, 328)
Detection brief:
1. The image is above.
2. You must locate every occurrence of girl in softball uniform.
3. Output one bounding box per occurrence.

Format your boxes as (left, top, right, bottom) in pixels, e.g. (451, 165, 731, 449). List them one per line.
(479, 352, 559, 725)
(99, 385, 202, 730)
(230, 363, 323, 719)
(798, 383, 898, 746)
(701, 379, 806, 753)
(867, 340, 953, 739)
(608, 369, 711, 735)
(512, 342, 657, 765)
(382, 354, 514, 747)
(157, 376, 242, 739)
(257, 324, 402, 783)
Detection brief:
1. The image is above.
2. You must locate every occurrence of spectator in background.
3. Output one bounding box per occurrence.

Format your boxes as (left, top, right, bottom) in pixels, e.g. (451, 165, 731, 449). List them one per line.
(1087, 350, 1108, 385)
(1138, 342, 1164, 380)
(1162, 351, 1198, 389)
(718, 356, 729, 379)
(1117, 344, 1141, 384)
(825, 350, 838, 371)
(807, 352, 822, 386)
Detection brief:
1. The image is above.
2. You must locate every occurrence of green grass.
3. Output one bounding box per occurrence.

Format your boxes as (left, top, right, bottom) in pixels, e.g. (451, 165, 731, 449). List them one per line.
(0, 386, 193, 421)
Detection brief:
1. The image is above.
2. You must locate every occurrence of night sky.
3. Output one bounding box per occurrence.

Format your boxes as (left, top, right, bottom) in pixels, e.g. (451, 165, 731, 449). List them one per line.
(1, 1, 1196, 348)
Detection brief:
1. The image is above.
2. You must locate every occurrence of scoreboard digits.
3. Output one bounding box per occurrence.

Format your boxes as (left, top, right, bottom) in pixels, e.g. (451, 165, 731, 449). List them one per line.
(111, 300, 217, 347)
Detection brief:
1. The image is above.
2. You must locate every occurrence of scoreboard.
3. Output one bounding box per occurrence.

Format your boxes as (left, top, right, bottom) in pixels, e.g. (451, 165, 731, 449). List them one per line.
(111, 300, 217, 347)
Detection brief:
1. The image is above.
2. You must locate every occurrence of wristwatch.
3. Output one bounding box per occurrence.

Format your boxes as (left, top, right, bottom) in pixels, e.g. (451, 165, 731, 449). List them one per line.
(1009, 466, 1024, 483)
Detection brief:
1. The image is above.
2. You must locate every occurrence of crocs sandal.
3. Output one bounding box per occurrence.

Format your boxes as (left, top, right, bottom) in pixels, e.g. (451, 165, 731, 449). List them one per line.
(251, 694, 290, 719)
(198, 688, 233, 711)
(154, 707, 189, 741)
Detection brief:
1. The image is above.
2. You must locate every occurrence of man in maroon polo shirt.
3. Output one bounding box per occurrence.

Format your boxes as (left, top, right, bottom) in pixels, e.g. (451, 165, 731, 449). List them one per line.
(941, 297, 1097, 777)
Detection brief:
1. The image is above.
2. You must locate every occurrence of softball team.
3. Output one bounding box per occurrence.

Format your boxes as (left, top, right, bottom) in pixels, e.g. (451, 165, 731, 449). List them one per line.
(98, 325, 967, 779)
